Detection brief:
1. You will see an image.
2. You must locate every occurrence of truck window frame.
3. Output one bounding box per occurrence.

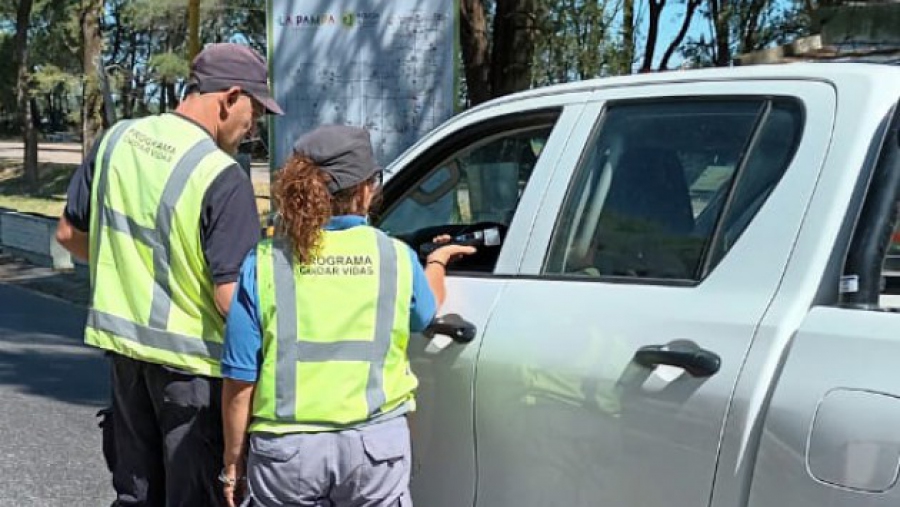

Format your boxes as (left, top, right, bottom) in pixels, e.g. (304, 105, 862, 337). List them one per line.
(540, 95, 805, 286)
(374, 108, 563, 276)
(838, 102, 900, 309)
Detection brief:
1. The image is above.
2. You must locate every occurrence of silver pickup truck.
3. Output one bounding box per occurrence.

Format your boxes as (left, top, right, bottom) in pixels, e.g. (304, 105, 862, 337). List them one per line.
(373, 63, 900, 506)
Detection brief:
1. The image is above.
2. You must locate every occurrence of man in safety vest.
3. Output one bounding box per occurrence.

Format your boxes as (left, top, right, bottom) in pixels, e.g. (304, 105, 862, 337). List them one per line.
(56, 43, 283, 506)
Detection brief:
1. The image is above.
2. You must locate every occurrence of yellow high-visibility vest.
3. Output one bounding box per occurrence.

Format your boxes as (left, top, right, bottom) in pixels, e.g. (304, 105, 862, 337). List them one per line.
(252, 227, 416, 433)
(84, 114, 236, 377)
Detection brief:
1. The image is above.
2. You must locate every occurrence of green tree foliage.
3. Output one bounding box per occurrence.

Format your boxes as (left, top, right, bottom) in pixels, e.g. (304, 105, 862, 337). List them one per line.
(147, 53, 190, 84)
(532, 0, 626, 85)
(0, 0, 820, 144)
(2, 0, 261, 143)
(102, 0, 266, 117)
(680, 0, 811, 66)
(0, 33, 17, 131)
(14, 0, 38, 185)
(2, 0, 81, 136)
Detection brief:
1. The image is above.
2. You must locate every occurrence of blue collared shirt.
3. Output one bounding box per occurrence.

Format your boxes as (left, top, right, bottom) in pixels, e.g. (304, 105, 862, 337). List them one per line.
(221, 215, 437, 382)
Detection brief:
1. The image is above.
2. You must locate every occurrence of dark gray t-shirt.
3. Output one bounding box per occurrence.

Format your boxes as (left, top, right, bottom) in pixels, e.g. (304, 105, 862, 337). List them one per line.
(64, 114, 261, 284)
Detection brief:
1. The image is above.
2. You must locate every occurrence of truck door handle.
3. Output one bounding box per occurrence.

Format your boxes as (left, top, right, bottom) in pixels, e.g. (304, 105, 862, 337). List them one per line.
(423, 313, 477, 344)
(633, 340, 721, 377)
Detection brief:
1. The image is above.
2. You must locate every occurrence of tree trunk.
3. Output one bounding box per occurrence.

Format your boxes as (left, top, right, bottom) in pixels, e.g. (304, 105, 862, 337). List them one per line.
(621, 0, 635, 74)
(135, 69, 149, 116)
(659, 0, 701, 70)
(166, 82, 178, 111)
(160, 80, 168, 113)
(739, 0, 767, 54)
(460, 0, 491, 106)
(122, 67, 134, 118)
(158, 81, 167, 114)
(491, 0, 539, 98)
(570, 0, 588, 79)
(187, 0, 201, 61)
(45, 93, 54, 130)
(82, 0, 104, 156)
(711, 0, 732, 66)
(110, 0, 123, 62)
(14, 0, 38, 188)
(123, 34, 137, 118)
(641, 0, 665, 72)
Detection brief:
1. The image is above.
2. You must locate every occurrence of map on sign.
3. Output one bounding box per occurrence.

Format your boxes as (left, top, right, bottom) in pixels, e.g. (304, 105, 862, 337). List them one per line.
(267, 0, 458, 169)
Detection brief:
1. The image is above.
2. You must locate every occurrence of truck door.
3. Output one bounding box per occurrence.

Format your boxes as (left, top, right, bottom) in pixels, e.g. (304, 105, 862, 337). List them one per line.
(374, 100, 586, 507)
(472, 81, 835, 506)
(744, 96, 900, 506)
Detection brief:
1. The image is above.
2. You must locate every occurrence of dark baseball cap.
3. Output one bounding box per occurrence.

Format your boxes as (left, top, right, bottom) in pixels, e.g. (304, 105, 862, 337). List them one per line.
(292, 125, 381, 193)
(188, 43, 283, 115)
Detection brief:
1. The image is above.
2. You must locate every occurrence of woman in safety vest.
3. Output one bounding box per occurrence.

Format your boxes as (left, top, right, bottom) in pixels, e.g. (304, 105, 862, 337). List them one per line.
(220, 125, 474, 507)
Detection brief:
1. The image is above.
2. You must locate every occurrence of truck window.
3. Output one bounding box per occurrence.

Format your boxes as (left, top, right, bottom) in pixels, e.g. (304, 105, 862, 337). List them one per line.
(543, 98, 803, 282)
(376, 110, 560, 273)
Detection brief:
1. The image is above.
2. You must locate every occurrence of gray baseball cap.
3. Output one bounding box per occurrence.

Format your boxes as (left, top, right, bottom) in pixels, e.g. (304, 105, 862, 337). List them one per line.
(293, 126, 381, 194)
(188, 43, 283, 115)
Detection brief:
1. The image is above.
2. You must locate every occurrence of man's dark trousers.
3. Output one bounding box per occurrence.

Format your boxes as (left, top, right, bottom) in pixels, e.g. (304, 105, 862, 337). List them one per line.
(108, 353, 225, 507)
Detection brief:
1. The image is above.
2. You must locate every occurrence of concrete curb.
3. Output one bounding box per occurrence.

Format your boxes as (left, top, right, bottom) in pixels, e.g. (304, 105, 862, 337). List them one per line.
(0, 251, 90, 307)
(0, 208, 87, 275)
(0, 207, 268, 307)
(0, 209, 89, 307)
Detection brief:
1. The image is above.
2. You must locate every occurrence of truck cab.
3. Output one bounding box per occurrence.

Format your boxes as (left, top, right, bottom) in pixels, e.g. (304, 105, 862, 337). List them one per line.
(371, 63, 900, 506)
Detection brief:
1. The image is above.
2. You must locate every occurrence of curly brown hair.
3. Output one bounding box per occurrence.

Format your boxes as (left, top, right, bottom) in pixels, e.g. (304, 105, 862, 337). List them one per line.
(271, 155, 372, 265)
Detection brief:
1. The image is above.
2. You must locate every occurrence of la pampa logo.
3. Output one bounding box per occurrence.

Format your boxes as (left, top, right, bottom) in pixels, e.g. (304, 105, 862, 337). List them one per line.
(277, 11, 381, 29)
(342, 11, 380, 28)
(277, 13, 337, 27)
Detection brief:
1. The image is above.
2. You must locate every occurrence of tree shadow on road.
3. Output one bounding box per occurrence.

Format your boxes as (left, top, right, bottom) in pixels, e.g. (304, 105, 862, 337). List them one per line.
(0, 284, 108, 407)
(0, 334, 109, 407)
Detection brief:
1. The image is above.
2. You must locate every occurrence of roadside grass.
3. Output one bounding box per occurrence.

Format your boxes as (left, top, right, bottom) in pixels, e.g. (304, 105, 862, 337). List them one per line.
(255, 179, 271, 218)
(0, 158, 273, 221)
(0, 160, 72, 216)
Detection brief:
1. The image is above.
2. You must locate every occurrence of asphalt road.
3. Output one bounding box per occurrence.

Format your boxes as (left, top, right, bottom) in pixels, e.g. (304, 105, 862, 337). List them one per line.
(0, 283, 112, 506)
(0, 141, 83, 166)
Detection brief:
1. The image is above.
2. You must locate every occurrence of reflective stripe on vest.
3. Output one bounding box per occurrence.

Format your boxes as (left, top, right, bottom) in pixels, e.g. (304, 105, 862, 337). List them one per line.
(271, 230, 399, 421)
(86, 123, 221, 359)
(89, 120, 133, 292)
(87, 309, 223, 358)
